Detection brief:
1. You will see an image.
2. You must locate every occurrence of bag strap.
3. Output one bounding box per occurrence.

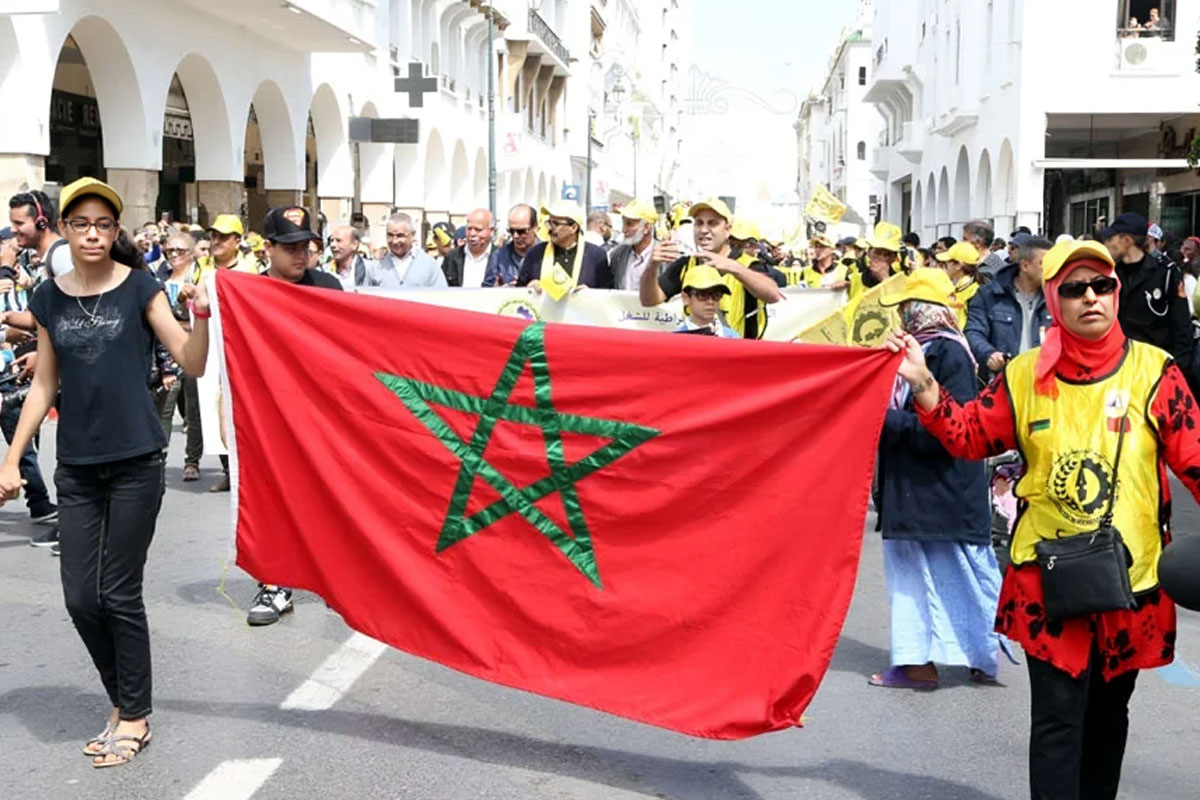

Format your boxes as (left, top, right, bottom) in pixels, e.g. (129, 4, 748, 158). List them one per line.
(1102, 405, 1131, 527)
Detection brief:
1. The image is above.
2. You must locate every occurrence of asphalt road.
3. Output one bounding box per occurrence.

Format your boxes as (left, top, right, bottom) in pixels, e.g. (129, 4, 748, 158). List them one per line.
(2, 425, 1199, 800)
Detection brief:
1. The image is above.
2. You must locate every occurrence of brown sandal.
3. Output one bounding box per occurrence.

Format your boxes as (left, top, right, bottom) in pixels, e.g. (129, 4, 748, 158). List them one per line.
(92, 725, 151, 769)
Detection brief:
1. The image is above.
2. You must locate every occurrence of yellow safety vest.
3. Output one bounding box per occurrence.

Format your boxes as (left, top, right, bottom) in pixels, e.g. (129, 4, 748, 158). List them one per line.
(953, 277, 981, 328)
(801, 262, 850, 289)
(776, 266, 806, 287)
(195, 252, 258, 281)
(1005, 341, 1170, 592)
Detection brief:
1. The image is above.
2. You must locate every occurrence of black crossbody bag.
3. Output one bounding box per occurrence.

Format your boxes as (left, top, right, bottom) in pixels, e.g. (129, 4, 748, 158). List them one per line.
(1034, 410, 1138, 620)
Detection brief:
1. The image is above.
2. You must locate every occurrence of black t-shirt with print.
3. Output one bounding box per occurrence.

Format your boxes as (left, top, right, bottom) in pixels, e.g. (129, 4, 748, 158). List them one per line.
(29, 268, 167, 465)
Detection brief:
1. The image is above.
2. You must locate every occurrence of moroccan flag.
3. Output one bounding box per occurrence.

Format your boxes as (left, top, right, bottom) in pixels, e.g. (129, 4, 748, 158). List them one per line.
(215, 270, 898, 739)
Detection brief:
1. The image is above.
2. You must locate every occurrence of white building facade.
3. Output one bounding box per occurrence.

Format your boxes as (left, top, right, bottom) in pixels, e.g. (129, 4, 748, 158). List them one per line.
(867, 0, 1200, 243)
(0, 0, 688, 240)
(794, 5, 885, 233)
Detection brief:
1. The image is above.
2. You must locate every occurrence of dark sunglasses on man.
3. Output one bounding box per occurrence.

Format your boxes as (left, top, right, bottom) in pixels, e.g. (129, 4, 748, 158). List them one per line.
(1057, 276, 1118, 300)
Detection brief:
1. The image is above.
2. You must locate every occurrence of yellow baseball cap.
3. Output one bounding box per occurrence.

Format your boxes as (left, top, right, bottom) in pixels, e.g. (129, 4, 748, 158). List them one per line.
(540, 202, 584, 230)
(936, 241, 981, 265)
(730, 218, 763, 242)
(208, 214, 244, 237)
(682, 263, 732, 294)
(810, 233, 835, 248)
(868, 221, 903, 252)
(1041, 239, 1116, 283)
(244, 232, 266, 252)
(688, 197, 734, 223)
(620, 198, 659, 224)
(880, 267, 957, 308)
(59, 177, 123, 216)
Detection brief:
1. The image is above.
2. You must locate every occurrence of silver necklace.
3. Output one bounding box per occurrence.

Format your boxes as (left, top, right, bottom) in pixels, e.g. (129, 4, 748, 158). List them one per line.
(75, 285, 107, 327)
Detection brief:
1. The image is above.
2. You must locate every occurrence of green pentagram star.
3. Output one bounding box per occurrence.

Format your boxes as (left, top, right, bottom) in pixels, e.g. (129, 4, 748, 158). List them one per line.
(375, 323, 659, 588)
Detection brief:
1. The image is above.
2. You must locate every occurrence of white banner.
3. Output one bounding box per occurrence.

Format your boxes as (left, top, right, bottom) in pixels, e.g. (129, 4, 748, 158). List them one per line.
(360, 287, 845, 342)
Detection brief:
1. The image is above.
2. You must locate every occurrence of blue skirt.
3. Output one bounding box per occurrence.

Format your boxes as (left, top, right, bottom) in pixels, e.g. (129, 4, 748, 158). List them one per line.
(882, 539, 1003, 674)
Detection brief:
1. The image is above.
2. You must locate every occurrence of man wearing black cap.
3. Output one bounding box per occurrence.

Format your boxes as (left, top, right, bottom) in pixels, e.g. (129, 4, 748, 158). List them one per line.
(1101, 212, 1192, 366)
(244, 206, 341, 627)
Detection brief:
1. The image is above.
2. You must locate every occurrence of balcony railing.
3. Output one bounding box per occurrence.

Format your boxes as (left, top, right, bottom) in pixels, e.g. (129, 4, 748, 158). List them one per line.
(529, 9, 570, 64)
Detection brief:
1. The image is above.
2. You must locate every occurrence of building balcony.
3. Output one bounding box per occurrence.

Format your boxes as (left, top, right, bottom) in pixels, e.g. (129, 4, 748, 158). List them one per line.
(177, 0, 374, 52)
(932, 107, 978, 137)
(527, 8, 571, 71)
(869, 147, 890, 179)
(895, 121, 924, 164)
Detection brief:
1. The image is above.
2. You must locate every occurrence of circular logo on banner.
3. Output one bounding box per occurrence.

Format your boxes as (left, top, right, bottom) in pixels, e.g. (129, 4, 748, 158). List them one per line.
(551, 266, 571, 287)
(1046, 450, 1115, 526)
(497, 298, 541, 321)
(852, 308, 890, 346)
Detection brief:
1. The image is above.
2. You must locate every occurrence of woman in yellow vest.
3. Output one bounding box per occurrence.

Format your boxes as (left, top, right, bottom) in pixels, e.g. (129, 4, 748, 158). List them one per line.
(887, 240, 1200, 800)
(936, 240, 988, 328)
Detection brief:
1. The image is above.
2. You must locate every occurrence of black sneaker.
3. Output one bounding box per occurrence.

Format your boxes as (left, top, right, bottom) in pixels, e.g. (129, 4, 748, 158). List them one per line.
(246, 585, 293, 626)
(29, 528, 59, 548)
(30, 508, 58, 525)
(49, 543, 60, 557)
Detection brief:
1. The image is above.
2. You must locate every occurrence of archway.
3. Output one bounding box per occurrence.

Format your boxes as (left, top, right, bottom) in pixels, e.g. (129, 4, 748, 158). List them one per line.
(995, 139, 1015, 219)
(309, 83, 352, 205)
(357, 101, 392, 240)
(424, 128, 448, 211)
(936, 167, 950, 235)
(523, 167, 535, 207)
(450, 140, 470, 212)
(549, 176, 559, 207)
(975, 149, 993, 219)
(473, 148, 488, 208)
(48, 17, 151, 196)
(536, 173, 547, 208)
(925, 172, 937, 239)
(508, 171, 524, 210)
(952, 146, 970, 229)
(160, 53, 235, 225)
(243, 80, 298, 230)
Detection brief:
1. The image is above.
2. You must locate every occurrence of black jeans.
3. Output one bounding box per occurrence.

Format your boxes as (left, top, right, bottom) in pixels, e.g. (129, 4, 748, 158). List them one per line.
(0, 394, 53, 515)
(180, 376, 203, 468)
(1027, 650, 1139, 800)
(56, 452, 165, 720)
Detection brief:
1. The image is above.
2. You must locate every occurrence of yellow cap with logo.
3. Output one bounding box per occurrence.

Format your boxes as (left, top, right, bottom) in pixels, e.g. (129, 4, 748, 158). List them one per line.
(1041, 239, 1116, 283)
(540, 203, 585, 230)
(688, 197, 734, 223)
(868, 221, 904, 252)
(880, 267, 957, 307)
(244, 232, 266, 252)
(208, 214, 244, 237)
(59, 177, 124, 216)
(730, 218, 763, 242)
(936, 241, 981, 265)
(810, 233, 835, 248)
(620, 198, 659, 224)
(682, 263, 732, 294)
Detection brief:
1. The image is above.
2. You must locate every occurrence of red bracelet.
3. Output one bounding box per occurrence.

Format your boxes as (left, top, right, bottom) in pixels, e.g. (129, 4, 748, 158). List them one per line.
(188, 300, 212, 319)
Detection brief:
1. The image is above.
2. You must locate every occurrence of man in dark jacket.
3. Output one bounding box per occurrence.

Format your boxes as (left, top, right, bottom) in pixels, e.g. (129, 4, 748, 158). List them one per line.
(1100, 213, 1192, 366)
(517, 204, 613, 294)
(965, 236, 1054, 381)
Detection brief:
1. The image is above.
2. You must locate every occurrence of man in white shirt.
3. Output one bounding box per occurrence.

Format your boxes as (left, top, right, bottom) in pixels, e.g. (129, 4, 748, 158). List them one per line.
(608, 199, 659, 291)
(442, 209, 493, 287)
(328, 224, 365, 291)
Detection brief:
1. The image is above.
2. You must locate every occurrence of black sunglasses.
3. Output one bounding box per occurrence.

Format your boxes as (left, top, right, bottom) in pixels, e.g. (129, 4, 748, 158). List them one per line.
(508, 227, 532, 235)
(1057, 276, 1118, 300)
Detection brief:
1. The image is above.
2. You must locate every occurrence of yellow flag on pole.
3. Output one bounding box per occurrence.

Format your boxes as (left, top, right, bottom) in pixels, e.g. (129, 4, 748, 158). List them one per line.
(805, 185, 847, 224)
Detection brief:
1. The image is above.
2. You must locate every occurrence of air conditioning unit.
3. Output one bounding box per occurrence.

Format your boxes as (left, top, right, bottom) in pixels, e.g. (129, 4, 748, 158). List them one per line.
(1116, 38, 1167, 71)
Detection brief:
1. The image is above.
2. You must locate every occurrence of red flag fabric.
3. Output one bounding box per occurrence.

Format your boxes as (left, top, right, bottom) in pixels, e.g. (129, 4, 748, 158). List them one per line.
(217, 270, 899, 739)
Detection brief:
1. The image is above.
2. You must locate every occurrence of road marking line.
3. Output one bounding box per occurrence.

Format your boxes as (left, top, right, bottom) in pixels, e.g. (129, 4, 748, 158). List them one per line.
(184, 758, 283, 800)
(280, 632, 387, 710)
(1157, 660, 1200, 688)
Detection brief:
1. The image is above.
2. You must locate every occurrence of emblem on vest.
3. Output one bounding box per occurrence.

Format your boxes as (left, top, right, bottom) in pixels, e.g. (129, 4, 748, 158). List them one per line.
(1047, 450, 1117, 527)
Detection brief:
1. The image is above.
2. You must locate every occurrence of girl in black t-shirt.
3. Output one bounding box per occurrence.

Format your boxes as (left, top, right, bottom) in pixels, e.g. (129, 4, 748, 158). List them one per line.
(0, 177, 210, 768)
